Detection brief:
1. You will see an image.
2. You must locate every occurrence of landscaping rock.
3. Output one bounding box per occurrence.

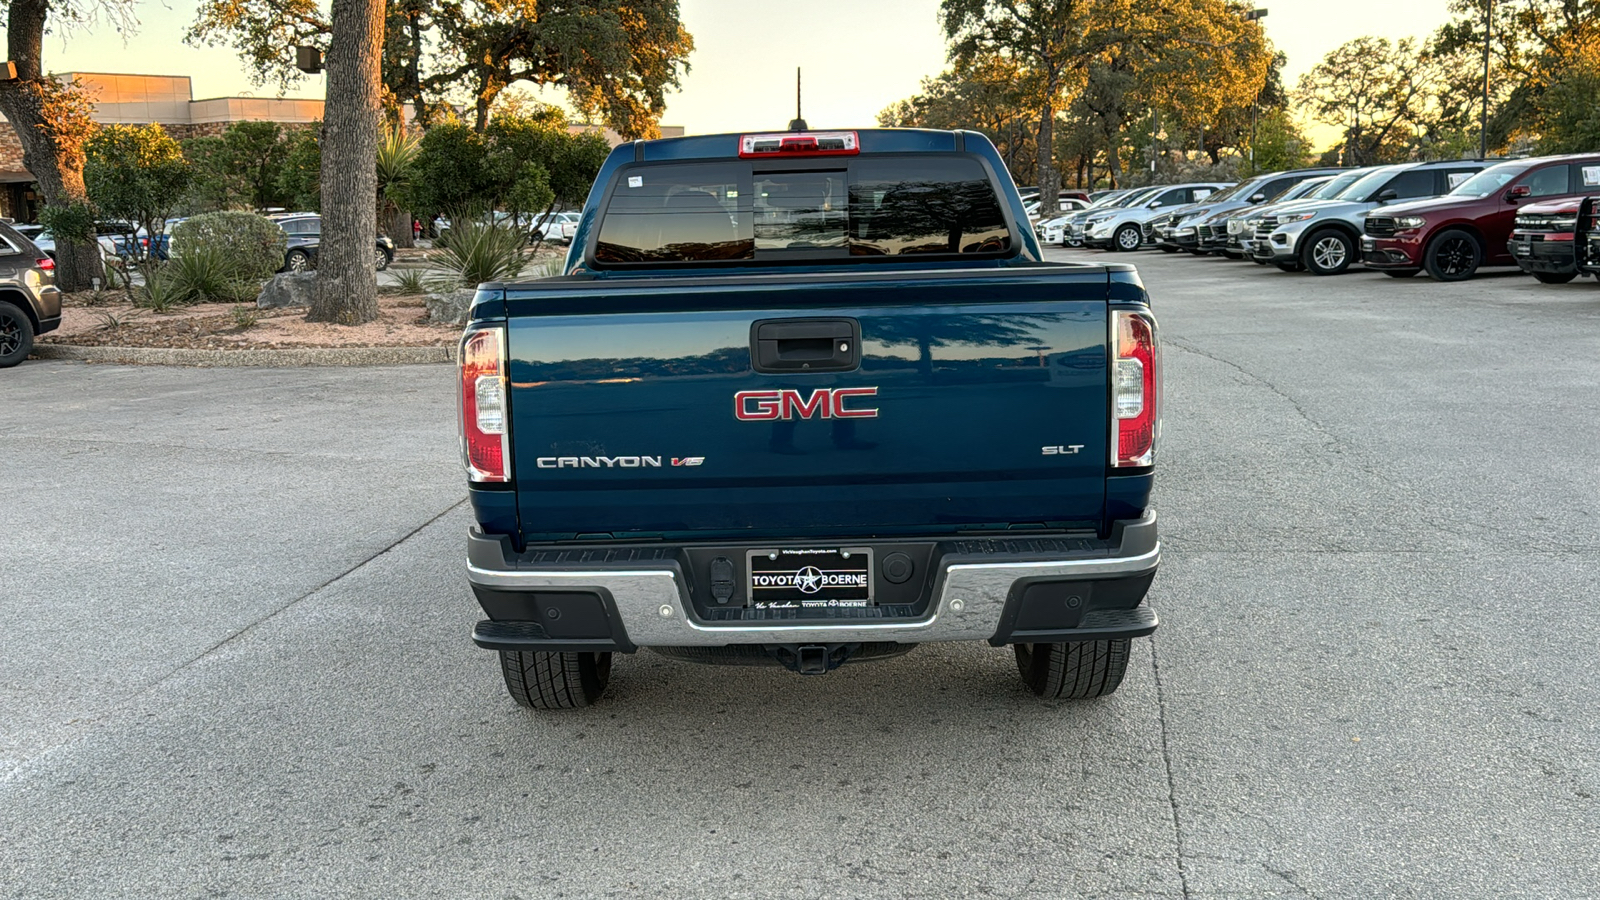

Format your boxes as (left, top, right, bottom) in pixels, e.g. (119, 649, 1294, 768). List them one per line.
(425, 288, 475, 325)
(256, 273, 319, 309)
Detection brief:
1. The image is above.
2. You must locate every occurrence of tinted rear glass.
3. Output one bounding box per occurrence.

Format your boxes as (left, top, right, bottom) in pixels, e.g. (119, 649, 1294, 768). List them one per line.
(593, 156, 1012, 265)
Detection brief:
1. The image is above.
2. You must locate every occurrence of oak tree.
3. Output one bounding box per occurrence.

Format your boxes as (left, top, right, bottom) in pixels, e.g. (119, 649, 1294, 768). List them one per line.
(0, 0, 134, 289)
(307, 0, 384, 326)
(187, 0, 694, 138)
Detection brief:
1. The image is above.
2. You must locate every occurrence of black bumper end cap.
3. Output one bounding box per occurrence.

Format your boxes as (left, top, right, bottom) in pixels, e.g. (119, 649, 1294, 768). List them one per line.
(990, 602, 1158, 647)
(472, 619, 630, 653)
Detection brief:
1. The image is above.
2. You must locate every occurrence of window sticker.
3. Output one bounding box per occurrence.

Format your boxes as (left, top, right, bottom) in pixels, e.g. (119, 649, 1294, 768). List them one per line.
(1193, 189, 1213, 201)
(628, 175, 643, 188)
(1448, 172, 1473, 189)
(1583, 166, 1600, 187)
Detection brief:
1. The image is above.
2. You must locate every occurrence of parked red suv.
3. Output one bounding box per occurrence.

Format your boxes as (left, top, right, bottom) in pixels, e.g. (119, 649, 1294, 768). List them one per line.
(1507, 197, 1588, 284)
(1361, 153, 1600, 281)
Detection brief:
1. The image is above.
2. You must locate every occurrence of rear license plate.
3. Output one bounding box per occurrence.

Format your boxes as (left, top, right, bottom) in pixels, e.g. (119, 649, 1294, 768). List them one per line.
(1514, 243, 1530, 255)
(747, 548, 873, 609)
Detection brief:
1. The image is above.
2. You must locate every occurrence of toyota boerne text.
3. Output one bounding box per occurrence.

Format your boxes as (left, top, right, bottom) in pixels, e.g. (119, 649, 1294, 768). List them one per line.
(457, 128, 1162, 710)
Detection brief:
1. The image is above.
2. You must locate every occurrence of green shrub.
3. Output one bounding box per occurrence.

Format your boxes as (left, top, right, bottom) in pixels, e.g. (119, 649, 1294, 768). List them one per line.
(388, 267, 428, 294)
(166, 245, 233, 302)
(136, 263, 191, 311)
(171, 211, 286, 282)
(38, 201, 96, 243)
(435, 219, 527, 287)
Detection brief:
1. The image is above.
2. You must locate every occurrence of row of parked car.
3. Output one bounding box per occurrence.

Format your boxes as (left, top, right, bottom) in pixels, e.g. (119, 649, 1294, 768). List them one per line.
(1036, 152, 1600, 284)
(13, 213, 398, 274)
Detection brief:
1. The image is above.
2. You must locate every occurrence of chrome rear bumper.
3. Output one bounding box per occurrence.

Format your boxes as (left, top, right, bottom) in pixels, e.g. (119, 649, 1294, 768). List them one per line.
(467, 514, 1160, 650)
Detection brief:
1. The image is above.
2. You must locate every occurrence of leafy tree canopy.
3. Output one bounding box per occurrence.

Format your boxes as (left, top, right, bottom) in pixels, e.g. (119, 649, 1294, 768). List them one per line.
(84, 124, 192, 254)
(187, 0, 693, 138)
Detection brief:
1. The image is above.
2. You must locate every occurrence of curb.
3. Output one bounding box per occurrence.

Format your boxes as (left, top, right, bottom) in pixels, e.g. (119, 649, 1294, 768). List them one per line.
(31, 343, 457, 368)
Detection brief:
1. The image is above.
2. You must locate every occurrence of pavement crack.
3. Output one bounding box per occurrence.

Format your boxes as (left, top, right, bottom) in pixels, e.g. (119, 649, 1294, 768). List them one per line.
(0, 498, 465, 783)
(1149, 634, 1194, 900)
(1164, 337, 1600, 553)
(1165, 336, 1336, 447)
(152, 498, 467, 683)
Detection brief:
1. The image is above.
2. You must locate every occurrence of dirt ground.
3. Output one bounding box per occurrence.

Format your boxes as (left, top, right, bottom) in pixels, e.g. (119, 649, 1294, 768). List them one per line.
(42, 291, 459, 350)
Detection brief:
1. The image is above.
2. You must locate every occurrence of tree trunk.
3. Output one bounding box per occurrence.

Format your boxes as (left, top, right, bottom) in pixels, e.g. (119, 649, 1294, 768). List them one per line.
(309, 0, 385, 325)
(0, 0, 101, 291)
(1035, 86, 1059, 216)
(386, 203, 414, 249)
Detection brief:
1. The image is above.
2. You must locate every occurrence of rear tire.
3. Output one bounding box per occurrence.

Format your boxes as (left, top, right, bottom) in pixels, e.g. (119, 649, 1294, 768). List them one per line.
(1424, 228, 1482, 282)
(499, 650, 612, 709)
(1015, 639, 1130, 700)
(1301, 228, 1355, 275)
(1533, 270, 1577, 284)
(0, 299, 35, 368)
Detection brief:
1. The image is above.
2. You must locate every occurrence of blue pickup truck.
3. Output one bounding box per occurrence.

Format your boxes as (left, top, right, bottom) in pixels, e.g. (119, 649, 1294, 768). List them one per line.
(458, 128, 1162, 709)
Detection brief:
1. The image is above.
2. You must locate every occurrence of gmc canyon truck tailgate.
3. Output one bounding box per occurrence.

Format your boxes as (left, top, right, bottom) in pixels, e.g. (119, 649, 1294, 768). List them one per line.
(459, 127, 1160, 708)
(500, 268, 1113, 540)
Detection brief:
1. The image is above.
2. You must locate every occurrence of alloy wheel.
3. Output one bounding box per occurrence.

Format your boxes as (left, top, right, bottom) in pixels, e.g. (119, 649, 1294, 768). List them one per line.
(1435, 238, 1476, 277)
(1116, 226, 1141, 251)
(0, 311, 20, 356)
(374, 248, 389, 270)
(1311, 236, 1347, 271)
(287, 252, 309, 272)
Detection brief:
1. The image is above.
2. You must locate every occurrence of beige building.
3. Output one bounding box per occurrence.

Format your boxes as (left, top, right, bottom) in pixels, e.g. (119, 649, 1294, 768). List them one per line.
(0, 72, 682, 221)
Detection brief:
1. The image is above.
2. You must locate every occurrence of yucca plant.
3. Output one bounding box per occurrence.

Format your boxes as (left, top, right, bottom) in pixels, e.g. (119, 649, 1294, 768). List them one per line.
(389, 266, 428, 294)
(434, 218, 528, 287)
(377, 125, 419, 239)
(166, 244, 236, 302)
(135, 263, 193, 311)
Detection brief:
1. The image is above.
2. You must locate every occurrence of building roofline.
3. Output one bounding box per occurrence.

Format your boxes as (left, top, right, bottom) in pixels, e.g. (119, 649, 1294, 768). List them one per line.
(58, 71, 194, 81)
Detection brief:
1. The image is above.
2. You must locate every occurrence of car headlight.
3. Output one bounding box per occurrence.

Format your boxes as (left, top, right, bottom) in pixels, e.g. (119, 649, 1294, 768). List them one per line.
(1174, 226, 1196, 236)
(1279, 211, 1319, 224)
(1394, 217, 1428, 229)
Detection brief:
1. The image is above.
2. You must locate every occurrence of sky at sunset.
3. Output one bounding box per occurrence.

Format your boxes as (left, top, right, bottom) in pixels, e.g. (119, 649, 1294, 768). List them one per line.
(44, 0, 1459, 150)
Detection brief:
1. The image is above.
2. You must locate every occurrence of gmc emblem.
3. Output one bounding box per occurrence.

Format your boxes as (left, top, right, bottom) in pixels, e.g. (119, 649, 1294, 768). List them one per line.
(734, 387, 879, 421)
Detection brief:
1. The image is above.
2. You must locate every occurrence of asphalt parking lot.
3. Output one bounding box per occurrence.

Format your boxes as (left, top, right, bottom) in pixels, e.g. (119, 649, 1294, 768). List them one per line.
(2, 249, 1597, 898)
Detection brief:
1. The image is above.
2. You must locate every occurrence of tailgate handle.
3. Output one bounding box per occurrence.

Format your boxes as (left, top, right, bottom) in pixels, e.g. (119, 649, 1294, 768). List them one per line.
(751, 318, 861, 373)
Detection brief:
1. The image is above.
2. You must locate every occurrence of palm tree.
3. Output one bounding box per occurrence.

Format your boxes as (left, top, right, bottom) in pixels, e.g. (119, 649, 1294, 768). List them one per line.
(376, 125, 420, 248)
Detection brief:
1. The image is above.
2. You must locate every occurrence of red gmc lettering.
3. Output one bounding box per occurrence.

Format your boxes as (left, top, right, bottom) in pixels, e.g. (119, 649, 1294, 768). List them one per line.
(829, 387, 879, 418)
(734, 388, 880, 421)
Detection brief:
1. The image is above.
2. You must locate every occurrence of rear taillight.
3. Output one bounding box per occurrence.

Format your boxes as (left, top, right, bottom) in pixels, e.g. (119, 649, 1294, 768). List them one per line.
(460, 327, 510, 483)
(1111, 310, 1160, 468)
(739, 131, 859, 158)
(36, 257, 53, 272)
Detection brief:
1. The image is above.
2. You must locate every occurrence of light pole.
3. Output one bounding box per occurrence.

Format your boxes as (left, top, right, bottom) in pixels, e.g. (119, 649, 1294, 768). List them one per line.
(1242, 7, 1268, 168)
(1480, 0, 1493, 159)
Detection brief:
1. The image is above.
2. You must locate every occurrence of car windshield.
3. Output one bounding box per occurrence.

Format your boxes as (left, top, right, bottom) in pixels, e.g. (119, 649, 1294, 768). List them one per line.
(1449, 161, 1532, 197)
(1308, 171, 1365, 200)
(1086, 190, 1130, 209)
(1112, 187, 1163, 209)
(1277, 178, 1329, 202)
(1336, 167, 1405, 201)
(1198, 180, 1251, 204)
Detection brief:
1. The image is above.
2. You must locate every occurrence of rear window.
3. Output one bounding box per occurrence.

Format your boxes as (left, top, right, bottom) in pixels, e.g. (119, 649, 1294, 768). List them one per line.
(592, 156, 1012, 266)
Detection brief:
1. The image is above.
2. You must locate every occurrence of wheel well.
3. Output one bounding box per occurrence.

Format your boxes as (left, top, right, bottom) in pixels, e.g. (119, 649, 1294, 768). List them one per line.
(1305, 222, 1361, 245)
(1427, 224, 1487, 255)
(0, 288, 39, 330)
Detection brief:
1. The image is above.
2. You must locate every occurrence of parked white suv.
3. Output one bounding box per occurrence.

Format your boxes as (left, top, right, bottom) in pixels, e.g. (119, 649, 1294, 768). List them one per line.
(1083, 183, 1231, 251)
(531, 212, 580, 244)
